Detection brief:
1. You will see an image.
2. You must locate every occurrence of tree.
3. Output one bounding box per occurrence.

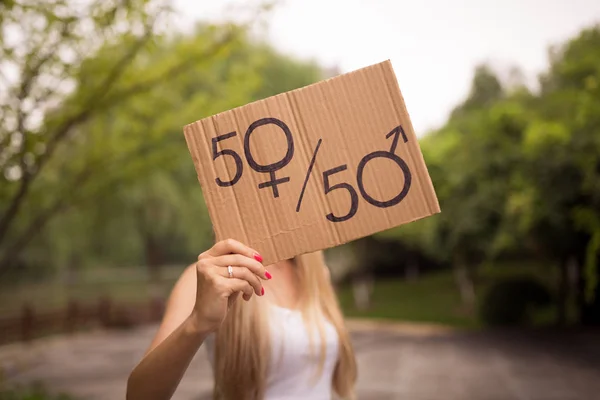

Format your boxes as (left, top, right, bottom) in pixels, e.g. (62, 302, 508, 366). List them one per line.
(380, 26, 600, 326)
(56, 28, 323, 277)
(0, 5, 325, 279)
(500, 25, 600, 325)
(382, 64, 528, 309)
(450, 65, 504, 118)
(0, 0, 266, 273)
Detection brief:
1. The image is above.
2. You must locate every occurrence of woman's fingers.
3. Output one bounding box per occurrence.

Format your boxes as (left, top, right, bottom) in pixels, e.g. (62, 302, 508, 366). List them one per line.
(225, 277, 254, 299)
(228, 291, 241, 309)
(217, 266, 263, 296)
(207, 239, 262, 262)
(211, 254, 270, 280)
(196, 239, 268, 302)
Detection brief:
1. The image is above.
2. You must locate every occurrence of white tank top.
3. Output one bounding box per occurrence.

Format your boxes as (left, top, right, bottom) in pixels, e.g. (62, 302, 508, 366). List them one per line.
(204, 304, 340, 400)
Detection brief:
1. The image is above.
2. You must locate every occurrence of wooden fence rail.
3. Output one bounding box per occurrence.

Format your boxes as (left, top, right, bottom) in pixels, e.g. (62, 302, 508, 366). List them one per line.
(0, 297, 165, 346)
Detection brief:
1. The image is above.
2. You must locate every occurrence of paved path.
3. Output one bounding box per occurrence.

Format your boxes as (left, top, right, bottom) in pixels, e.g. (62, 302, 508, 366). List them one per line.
(1, 322, 599, 400)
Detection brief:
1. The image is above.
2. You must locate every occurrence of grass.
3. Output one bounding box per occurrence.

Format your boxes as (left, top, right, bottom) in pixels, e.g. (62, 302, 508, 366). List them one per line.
(0, 382, 76, 400)
(0, 268, 180, 317)
(337, 271, 476, 328)
(337, 261, 561, 329)
(1, 261, 562, 329)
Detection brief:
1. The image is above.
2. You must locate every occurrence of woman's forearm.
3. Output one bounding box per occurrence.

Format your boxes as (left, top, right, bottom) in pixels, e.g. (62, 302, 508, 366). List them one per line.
(126, 314, 210, 400)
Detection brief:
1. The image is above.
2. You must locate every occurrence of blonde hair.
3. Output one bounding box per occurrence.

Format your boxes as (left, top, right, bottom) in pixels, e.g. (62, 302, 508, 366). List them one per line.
(212, 251, 357, 399)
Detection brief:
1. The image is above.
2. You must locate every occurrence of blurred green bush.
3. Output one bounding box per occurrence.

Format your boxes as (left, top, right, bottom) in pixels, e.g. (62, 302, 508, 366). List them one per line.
(0, 383, 75, 400)
(479, 277, 553, 327)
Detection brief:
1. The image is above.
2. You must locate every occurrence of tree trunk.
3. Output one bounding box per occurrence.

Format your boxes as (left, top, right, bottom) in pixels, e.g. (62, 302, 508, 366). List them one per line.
(65, 253, 82, 286)
(579, 253, 600, 326)
(144, 234, 163, 284)
(352, 273, 374, 311)
(557, 257, 570, 326)
(405, 255, 420, 282)
(566, 255, 580, 324)
(453, 253, 475, 309)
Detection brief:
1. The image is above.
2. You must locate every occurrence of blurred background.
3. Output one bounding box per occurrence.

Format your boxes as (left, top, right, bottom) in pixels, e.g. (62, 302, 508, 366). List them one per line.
(1, 0, 599, 399)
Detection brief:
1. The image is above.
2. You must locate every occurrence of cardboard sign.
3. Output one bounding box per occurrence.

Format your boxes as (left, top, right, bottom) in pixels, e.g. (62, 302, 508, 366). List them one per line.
(183, 60, 440, 265)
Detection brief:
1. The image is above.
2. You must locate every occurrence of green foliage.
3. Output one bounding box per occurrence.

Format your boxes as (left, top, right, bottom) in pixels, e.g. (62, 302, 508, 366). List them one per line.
(0, 383, 75, 400)
(0, 0, 175, 270)
(382, 25, 600, 322)
(384, 66, 528, 266)
(479, 277, 552, 327)
(337, 262, 557, 328)
(451, 64, 504, 118)
(0, 0, 324, 278)
(2, 0, 599, 327)
(573, 208, 600, 302)
(251, 46, 323, 99)
(338, 270, 474, 328)
(522, 120, 570, 154)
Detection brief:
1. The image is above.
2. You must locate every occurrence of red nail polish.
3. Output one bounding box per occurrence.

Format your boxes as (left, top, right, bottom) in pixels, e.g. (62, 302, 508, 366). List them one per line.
(254, 253, 263, 263)
(261, 287, 265, 296)
(265, 271, 272, 280)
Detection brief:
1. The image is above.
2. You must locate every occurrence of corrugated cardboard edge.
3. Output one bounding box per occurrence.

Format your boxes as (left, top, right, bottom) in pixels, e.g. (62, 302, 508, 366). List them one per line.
(184, 61, 390, 132)
(381, 60, 441, 216)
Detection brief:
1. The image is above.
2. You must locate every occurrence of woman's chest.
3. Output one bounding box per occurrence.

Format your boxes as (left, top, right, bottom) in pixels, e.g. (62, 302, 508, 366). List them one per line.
(267, 307, 339, 369)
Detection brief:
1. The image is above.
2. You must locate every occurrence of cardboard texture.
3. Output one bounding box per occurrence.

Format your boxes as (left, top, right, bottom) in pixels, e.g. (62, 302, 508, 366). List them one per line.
(184, 60, 440, 265)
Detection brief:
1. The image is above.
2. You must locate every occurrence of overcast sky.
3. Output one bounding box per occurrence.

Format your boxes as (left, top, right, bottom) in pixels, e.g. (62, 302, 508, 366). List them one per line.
(173, 0, 600, 135)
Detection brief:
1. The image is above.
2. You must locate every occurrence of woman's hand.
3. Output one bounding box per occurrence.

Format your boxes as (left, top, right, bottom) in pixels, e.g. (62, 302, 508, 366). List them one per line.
(191, 239, 271, 333)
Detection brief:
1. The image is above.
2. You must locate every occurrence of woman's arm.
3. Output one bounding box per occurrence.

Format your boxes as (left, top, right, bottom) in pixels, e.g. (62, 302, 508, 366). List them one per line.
(126, 266, 203, 400)
(126, 239, 268, 400)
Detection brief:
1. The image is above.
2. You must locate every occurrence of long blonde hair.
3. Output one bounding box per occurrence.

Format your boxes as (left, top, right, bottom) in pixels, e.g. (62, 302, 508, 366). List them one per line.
(212, 251, 357, 399)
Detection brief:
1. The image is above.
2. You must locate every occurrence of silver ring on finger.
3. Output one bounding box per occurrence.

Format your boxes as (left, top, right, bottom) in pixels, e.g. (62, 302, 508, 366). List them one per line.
(227, 265, 233, 278)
